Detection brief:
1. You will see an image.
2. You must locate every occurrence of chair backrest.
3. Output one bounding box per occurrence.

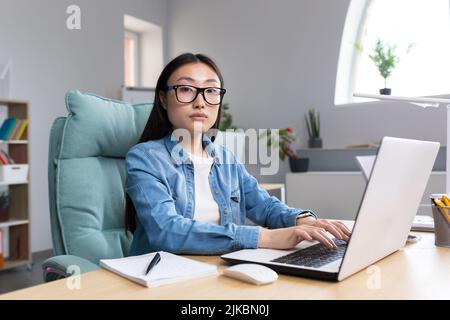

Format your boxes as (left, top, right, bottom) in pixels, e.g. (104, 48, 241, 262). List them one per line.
(48, 90, 152, 264)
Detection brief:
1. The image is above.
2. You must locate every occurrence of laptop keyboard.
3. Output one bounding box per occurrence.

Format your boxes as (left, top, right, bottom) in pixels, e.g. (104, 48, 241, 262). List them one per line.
(270, 239, 348, 268)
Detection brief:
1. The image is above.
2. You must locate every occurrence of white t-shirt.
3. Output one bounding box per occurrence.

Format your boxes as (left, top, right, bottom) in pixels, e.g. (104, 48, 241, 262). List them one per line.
(188, 152, 220, 225)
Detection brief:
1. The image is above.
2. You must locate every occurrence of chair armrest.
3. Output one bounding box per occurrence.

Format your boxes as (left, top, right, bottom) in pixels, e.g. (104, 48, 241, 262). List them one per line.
(42, 255, 100, 282)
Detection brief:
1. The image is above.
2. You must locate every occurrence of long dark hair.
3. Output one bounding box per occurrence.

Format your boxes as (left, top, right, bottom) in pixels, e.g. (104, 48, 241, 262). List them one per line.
(125, 53, 225, 233)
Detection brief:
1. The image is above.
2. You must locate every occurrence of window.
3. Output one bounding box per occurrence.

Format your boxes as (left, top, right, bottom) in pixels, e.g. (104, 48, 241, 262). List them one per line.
(123, 15, 163, 89)
(124, 30, 139, 87)
(335, 0, 450, 105)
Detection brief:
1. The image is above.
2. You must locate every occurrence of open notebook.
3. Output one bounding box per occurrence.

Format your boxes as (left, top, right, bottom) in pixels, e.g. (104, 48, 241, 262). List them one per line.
(100, 251, 218, 288)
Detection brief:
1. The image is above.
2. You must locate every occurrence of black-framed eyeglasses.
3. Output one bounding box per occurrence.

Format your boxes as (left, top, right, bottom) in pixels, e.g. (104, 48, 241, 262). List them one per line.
(164, 85, 226, 105)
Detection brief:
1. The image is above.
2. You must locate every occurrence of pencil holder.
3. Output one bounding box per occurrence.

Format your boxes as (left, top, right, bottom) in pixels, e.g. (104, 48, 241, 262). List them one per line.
(430, 195, 450, 248)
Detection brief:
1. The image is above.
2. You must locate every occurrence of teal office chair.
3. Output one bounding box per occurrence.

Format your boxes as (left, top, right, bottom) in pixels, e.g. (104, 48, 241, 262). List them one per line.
(42, 90, 151, 282)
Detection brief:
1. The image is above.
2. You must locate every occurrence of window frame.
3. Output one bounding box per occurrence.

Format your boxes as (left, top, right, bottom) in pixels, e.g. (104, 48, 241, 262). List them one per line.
(124, 29, 140, 87)
(335, 0, 450, 106)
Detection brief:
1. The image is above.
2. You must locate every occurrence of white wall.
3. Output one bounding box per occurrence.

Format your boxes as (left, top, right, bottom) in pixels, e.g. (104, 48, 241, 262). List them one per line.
(167, 0, 448, 183)
(2, 0, 448, 252)
(0, 0, 168, 252)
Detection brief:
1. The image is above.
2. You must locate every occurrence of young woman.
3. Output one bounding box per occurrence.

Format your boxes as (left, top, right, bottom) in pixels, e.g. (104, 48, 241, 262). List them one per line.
(125, 53, 351, 256)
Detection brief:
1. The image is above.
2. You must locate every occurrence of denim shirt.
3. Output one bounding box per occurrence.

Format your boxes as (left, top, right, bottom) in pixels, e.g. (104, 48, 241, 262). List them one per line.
(126, 132, 309, 256)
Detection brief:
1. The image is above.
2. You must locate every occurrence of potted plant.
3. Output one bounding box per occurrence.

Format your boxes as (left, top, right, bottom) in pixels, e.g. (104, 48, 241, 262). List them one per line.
(305, 108, 322, 148)
(259, 127, 309, 172)
(369, 39, 399, 95)
(218, 102, 237, 131)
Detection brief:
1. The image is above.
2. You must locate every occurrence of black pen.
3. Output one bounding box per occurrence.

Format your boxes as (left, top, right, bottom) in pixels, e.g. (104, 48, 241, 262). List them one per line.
(145, 252, 161, 275)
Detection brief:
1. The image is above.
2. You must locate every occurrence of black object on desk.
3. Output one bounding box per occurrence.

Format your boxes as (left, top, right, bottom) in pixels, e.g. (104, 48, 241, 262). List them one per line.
(145, 252, 161, 275)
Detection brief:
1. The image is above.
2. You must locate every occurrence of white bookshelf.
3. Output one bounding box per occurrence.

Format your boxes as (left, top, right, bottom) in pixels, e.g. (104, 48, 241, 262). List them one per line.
(0, 140, 28, 144)
(0, 181, 28, 186)
(0, 219, 29, 228)
(0, 99, 30, 271)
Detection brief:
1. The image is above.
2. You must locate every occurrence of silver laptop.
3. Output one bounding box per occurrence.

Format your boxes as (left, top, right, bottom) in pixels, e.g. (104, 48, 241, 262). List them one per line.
(356, 155, 435, 232)
(222, 137, 439, 281)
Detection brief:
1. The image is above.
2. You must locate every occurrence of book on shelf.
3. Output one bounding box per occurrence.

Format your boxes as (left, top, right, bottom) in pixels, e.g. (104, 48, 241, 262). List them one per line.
(8, 119, 22, 140)
(100, 251, 218, 288)
(0, 118, 16, 140)
(0, 151, 8, 165)
(0, 150, 14, 164)
(15, 119, 28, 140)
(0, 118, 28, 141)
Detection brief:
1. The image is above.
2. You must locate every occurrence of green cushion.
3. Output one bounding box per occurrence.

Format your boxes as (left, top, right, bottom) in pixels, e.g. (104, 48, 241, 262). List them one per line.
(62, 90, 151, 158)
(54, 90, 152, 264)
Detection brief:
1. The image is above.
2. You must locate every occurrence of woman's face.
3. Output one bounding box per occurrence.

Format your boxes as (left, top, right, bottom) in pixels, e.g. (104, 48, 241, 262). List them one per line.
(160, 62, 222, 135)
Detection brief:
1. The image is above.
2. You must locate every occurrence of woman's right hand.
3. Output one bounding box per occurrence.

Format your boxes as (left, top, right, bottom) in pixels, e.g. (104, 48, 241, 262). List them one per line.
(257, 225, 340, 250)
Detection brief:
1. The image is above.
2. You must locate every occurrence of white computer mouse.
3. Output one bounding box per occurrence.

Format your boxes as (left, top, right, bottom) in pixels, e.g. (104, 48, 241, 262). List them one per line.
(222, 263, 278, 285)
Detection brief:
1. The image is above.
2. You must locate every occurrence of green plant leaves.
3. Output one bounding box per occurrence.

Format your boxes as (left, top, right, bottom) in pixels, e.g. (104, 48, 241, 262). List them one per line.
(369, 39, 399, 83)
(258, 128, 297, 161)
(305, 108, 320, 138)
(219, 102, 237, 131)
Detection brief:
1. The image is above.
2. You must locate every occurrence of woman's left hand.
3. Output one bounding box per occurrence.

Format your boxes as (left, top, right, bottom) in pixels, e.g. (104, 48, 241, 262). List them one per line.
(296, 217, 352, 242)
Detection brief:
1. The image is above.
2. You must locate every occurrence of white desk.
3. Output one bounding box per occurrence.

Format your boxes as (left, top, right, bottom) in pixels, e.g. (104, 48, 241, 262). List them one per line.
(1, 231, 449, 300)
